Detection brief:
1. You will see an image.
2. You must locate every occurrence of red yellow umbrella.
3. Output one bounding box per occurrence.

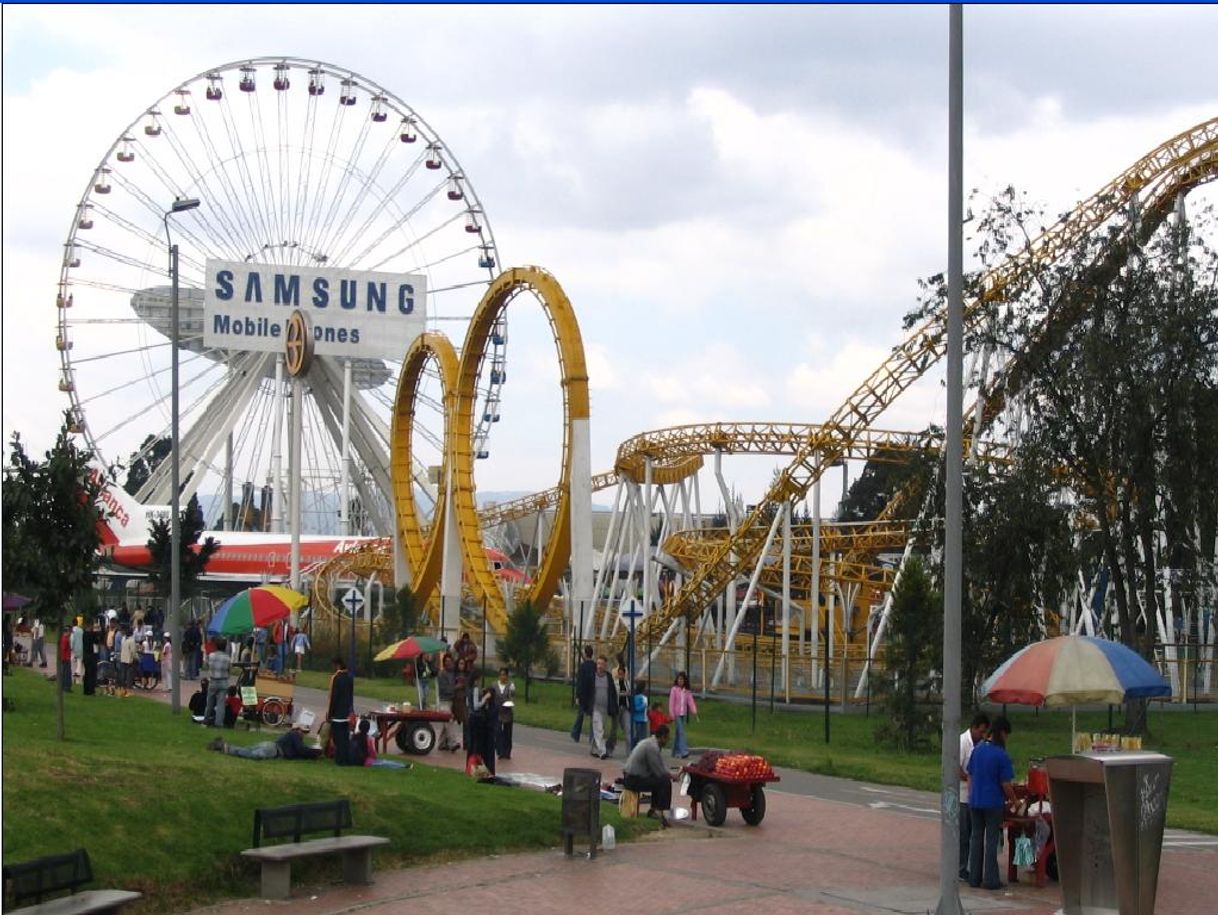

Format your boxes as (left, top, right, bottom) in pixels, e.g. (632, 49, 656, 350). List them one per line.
(374, 635, 447, 662)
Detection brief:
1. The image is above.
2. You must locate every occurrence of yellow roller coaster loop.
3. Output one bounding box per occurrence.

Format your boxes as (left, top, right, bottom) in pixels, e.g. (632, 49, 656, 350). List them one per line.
(623, 116, 1218, 653)
(450, 266, 590, 634)
(391, 332, 460, 610)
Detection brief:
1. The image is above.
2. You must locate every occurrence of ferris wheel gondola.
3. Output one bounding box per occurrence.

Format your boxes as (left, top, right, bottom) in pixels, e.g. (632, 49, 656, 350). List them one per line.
(55, 56, 506, 537)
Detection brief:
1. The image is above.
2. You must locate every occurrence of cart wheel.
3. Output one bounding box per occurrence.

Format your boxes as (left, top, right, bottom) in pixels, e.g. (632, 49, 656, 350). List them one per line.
(741, 785, 766, 825)
(396, 723, 436, 755)
(701, 782, 728, 827)
(261, 698, 285, 727)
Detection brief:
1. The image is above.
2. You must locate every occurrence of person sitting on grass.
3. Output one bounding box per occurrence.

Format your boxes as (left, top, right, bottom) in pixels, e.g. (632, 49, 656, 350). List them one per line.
(208, 724, 323, 760)
(350, 717, 410, 769)
(188, 678, 209, 720)
(622, 723, 677, 827)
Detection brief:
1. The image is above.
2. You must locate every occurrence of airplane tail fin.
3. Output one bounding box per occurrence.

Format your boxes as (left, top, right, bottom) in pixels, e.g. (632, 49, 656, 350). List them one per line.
(90, 465, 155, 546)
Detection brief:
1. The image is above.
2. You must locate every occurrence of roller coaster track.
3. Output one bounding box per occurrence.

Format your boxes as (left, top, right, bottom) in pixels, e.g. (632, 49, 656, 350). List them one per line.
(625, 117, 1218, 651)
(449, 267, 590, 634)
(392, 333, 460, 607)
(478, 472, 617, 530)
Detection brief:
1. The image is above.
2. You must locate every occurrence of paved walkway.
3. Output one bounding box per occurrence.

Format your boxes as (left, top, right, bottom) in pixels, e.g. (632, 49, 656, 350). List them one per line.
(144, 679, 1217, 915)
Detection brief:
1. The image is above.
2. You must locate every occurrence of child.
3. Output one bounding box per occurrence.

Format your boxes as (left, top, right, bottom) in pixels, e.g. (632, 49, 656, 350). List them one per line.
(631, 681, 649, 746)
(352, 717, 409, 769)
(223, 685, 242, 728)
(648, 700, 672, 736)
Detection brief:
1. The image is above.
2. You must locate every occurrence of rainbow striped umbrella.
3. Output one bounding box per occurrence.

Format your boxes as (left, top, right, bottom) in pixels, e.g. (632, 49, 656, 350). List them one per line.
(981, 635, 1170, 707)
(207, 586, 307, 636)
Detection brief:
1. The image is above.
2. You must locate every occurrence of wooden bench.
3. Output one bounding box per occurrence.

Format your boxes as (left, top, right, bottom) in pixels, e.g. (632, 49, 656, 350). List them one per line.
(3, 848, 141, 914)
(240, 799, 389, 900)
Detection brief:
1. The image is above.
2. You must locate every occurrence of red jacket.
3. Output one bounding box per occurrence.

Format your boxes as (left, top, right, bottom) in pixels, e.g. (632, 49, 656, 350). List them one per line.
(59, 631, 72, 662)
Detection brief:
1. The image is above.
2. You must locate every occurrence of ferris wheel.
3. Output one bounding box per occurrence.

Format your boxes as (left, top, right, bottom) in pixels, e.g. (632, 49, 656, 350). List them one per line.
(55, 57, 505, 536)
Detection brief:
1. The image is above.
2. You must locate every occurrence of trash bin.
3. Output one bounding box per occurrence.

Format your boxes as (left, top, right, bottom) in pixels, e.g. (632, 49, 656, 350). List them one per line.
(561, 767, 602, 858)
(1045, 751, 1173, 915)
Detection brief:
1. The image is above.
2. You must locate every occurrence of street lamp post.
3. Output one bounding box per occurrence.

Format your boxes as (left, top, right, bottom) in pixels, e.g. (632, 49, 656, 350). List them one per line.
(163, 196, 200, 715)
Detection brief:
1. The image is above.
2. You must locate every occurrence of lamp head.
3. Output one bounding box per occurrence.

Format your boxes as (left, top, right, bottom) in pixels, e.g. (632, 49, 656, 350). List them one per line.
(170, 197, 200, 213)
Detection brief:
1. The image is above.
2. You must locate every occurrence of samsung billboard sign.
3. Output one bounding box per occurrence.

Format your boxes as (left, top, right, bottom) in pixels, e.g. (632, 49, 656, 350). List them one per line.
(202, 259, 427, 360)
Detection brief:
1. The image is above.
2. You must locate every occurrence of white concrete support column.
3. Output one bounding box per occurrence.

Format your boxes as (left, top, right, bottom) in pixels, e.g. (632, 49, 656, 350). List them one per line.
(288, 378, 303, 592)
(713, 451, 737, 678)
(340, 359, 352, 536)
(856, 539, 915, 698)
(642, 458, 653, 618)
(440, 466, 462, 638)
(570, 416, 594, 640)
(270, 356, 285, 533)
(782, 499, 792, 703)
(810, 467, 822, 685)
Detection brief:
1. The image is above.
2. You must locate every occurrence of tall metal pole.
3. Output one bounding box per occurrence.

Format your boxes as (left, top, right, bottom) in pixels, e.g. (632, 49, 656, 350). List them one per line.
(168, 241, 182, 715)
(937, 6, 965, 913)
(289, 379, 302, 592)
(340, 359, 352, 535)
(162, 196, 198, 716)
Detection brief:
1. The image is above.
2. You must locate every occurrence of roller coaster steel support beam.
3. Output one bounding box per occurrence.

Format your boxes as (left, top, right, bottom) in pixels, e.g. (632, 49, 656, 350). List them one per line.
(711, 507, 784, 689)
(592, 482, 625, 640)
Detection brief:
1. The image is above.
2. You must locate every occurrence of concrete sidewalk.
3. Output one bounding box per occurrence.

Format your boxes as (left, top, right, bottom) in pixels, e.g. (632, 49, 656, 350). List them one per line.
(147, 680, 1217, 915)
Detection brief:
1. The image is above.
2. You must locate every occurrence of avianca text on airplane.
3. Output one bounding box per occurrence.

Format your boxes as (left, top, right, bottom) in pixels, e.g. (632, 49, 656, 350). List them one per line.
(91, 468, 528, 585)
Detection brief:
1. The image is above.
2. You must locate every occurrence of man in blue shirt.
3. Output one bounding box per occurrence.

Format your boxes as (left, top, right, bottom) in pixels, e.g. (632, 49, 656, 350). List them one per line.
(966, 715, 1018, 890)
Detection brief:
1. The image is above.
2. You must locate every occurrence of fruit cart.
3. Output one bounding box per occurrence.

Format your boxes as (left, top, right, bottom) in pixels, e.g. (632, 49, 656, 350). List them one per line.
(680, 750, 780, 826)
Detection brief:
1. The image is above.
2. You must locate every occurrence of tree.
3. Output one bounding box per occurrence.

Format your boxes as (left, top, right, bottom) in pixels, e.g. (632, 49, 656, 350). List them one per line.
(145, 494, 220, 608)
(3, 415, 105, 739)
(872, 557, 942, 752)
(378, 585, 420, 643)
(498, 601, 554, 702)
(122, 434, 171, 497)
(957, 444, 1075, 700)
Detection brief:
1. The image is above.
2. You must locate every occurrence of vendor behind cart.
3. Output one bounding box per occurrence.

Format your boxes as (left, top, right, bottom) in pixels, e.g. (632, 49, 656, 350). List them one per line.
(622, 724, 675, 827)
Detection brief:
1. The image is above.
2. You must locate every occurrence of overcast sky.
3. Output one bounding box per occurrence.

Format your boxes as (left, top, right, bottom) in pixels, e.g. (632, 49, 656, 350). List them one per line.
(4, 4, 1217, 519)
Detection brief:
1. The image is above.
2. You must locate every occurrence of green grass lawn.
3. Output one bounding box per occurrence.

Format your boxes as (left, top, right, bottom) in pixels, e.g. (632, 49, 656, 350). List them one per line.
(299, 668, 1218, 833)
(1, 670, 652, 912)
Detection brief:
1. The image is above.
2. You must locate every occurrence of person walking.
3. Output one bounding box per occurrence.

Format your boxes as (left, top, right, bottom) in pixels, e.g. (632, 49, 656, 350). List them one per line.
(414, 652, 435, 710)
(291, 628, 311, 673)
(436, 655, 461, 752)
(589, 655, 618, 760)
(607, 662, 630, 755)
(967, 715, 1018, 891)
(58, 626, 73, 691)
(204, 637, 231, 725)
(667, 670, 698, 758)
(958, 711, 991, 880)
(622, 724, 677, 827)
(327, 656, 355, 765)
(29, 618, 46, 668)
(494, 667, 516, 760)
(570, 644, 595, 743)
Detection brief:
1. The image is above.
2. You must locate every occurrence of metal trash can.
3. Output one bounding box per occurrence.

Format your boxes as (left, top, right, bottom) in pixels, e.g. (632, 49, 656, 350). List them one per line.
(1045, 751, 1173, 915)
(561, 767, 602, 858)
